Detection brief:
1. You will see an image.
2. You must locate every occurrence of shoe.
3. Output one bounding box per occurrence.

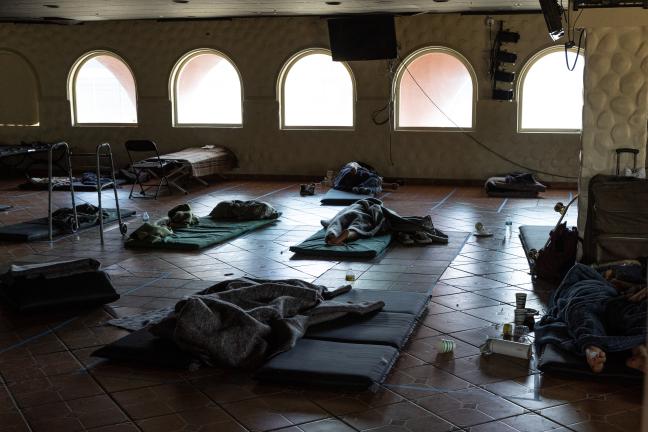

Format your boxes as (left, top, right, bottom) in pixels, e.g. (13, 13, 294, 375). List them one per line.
(397, 232, 414, 246)
(300, 183, 315, 196)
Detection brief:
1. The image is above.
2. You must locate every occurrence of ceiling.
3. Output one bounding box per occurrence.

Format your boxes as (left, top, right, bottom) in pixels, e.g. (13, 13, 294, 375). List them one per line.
(0, 0, 541, 22)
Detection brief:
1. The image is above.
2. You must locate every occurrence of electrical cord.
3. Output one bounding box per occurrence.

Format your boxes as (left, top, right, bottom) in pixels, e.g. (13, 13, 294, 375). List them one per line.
(404, 67, 578, 179)
(562, 1, 585, 71)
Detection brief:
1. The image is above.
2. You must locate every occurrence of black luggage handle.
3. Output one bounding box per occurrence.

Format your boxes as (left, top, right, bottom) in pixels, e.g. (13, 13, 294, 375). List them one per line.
(615, 147, 639, 175)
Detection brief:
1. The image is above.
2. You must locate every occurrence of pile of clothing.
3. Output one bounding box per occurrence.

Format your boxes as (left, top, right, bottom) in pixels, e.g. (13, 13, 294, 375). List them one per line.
(322, 198, 447, 246)
(108, 278, 383, 368)
(485, 172, 547, 198)
(535, 262, 647, 374)
(52, 203, 108, 232)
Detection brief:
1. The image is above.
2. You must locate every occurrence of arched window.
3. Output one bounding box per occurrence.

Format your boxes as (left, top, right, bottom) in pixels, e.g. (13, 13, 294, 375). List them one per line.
(278, 49, 355, 129)
(518, 46, 584, 132)
(395, 47, 476, 130)
(0, 50, 39, 126)
(68, 51, 137, 125)
(170, 48, 243, 127)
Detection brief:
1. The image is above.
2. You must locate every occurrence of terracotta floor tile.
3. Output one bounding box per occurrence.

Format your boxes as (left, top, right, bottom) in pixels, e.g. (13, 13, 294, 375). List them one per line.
(112, 382, 213, 420)
(8, 372, 104, 408)
(305, 386, 403, 416)
(22, 394, 128, 432)
(136, 405, 245, 432)
(272, 418, 356, 432)
(468, 413, 565, 431)
(343, 400, 455, 432)
(222, 393, 328, 432)
(422, 311, 491, 334)
(414, 387, 527, 428)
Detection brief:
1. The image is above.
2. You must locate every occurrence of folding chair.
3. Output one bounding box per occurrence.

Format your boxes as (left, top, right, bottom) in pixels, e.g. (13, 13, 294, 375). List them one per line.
(124, 140, 179, 199)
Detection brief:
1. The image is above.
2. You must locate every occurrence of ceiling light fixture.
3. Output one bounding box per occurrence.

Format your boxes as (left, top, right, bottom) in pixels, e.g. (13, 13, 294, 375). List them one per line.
(43, 4, 59, 8)
(325, 1, 341, 5)
(173, 0, 190, 3)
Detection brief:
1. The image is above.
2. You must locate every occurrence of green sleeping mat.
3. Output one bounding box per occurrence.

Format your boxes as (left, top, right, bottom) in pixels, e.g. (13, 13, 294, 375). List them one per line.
(0, 209, 135, 242)
(125, 217, 278, 251)
(289, 229, 392, 259)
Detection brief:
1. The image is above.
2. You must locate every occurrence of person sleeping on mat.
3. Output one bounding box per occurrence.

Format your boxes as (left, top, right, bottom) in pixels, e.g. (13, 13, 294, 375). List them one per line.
(535, 262, 647, 374)
(333, 161, 399, 195)
(322, 198, 447, 246)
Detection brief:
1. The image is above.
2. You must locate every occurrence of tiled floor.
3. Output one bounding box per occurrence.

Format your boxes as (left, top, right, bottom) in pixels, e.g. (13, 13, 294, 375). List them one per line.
(0, 180, 642, 432)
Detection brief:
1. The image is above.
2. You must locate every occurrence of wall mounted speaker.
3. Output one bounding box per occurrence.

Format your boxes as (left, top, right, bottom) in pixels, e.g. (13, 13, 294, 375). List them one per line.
(493, 89, 514, 101)
(496, 51, 517, 63)
(494, 70, 515, 83)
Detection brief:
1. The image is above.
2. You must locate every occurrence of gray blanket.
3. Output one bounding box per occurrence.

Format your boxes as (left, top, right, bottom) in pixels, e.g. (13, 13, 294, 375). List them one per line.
(322, 198, 447, 243)
(109, 278, 383, 368)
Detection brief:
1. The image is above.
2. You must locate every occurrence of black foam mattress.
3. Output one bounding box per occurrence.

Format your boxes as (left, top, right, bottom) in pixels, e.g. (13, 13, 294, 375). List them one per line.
(93, 289, 429, 389)
(1, 270, 119, 312)
(255, 339, 399, 388)
(538, 343, 642, 380)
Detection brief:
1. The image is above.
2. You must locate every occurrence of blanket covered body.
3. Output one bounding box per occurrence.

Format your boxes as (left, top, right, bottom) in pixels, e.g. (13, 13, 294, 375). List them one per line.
(109, 278, 383, 368)
(535, 264, 647, 356)
(333, 161, 383, 195)
(322, 198, 447, 243)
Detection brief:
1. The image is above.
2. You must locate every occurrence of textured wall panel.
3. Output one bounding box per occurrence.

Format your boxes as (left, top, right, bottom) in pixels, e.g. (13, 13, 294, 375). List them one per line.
(578, 26, 648, 230)
(0, 15, 579, 180)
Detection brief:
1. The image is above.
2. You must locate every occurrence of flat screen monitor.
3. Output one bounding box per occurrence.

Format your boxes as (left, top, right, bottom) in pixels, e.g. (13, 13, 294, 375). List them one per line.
(539, 0, 565, 41)
(328, 15, 397, 61)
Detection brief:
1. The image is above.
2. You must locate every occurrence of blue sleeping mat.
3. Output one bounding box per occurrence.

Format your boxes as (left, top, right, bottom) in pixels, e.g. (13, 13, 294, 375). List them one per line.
(0, 209, 135, 242)
(255, 339, 399, 388)
(320, 188, 374, 206)
(289, 229, 392, 259)
(334, 289, 429, 316)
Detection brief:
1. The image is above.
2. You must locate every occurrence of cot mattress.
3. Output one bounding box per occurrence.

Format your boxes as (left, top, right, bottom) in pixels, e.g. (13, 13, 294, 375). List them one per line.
(0, 208, 135, 242)
(1, 271, 119, 312)
(125, 217, 278, 251)
(289, 229, 392, 259)
(334, 289, 429, 316)
(519, 225, 552, 255)
(320, 188, 374, 206)
(538, 343, 642, 380)
(255, 339, 399, 388)
(305, 311, 419, 349)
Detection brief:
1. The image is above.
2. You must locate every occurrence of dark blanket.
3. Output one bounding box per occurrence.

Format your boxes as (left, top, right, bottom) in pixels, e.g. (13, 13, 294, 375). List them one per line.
(333, 161, 383, 195)
(52, 203, 109, 232)
(535, 264, 647, 356)
(322, 198, 448, 244)
(210, 200, 280, 221)
(108, 278, 384, 369)
(485, 172, 547, 195)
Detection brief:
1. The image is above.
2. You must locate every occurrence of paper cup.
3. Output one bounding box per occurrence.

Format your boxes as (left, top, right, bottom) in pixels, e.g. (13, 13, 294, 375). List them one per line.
(515, 292, 527, 309)
(514, 308, 527, 325)
(436, 339, 455, 353)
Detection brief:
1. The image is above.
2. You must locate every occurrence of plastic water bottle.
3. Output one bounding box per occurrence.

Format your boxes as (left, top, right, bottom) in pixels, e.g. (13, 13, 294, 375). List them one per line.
(142, 211, 150, 223)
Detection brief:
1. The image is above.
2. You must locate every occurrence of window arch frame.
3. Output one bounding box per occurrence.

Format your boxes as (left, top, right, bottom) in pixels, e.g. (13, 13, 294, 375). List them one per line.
(516, 45, 585, 134)
(277, 48, 357, 130)
(67, 50, 139, 127)
(0, 48, 41, 127)
(393, 46, 478, 132)
(169, 48, 244, 128)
